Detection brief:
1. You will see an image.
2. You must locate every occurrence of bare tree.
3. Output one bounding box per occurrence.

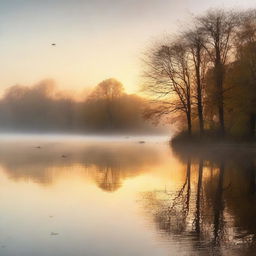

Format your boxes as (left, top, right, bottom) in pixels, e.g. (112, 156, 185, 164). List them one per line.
(143, 40, 193, 135)
(185, 29, 209, 135)
(197, 10, 238, 135)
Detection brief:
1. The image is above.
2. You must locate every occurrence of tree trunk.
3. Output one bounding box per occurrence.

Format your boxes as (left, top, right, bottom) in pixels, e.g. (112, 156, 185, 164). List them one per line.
(186, 88, 192, 135)
(248, 161, 256, 195)
(197, 88, 204, 135)
(215, 60, 225, 136)
(249, 113, 256, 138)
(195, 47, 204, 135)
(214, 21, 225, 136)
(187, 111, 192, 135)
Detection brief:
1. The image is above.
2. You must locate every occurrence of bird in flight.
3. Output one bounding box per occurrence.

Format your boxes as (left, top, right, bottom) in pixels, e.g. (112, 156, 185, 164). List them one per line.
(51, 43, 56, 46)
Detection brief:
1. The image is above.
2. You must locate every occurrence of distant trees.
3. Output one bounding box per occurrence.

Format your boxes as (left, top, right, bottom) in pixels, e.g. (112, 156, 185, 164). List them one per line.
(0, 80, 74, 131)
(85, 78, 161, 132)
(143, 9, 256, 138)
(89, 78, 124, 100)
(87, 79, 124, 130)
(0, 79, 162, 134)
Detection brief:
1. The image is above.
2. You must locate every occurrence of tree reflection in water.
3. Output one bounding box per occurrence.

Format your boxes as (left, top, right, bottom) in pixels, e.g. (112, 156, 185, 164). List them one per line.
(96, 166, 122, 192)
(0, 139, 160, 191)
(141, 144, 256, 256)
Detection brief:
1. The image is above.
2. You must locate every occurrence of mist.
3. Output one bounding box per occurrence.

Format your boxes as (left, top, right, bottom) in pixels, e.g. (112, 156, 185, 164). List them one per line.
(0, 78, 168, 135)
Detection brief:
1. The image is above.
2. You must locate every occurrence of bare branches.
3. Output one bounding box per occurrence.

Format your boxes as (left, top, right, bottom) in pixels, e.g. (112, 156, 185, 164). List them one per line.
(142, 38, 193, 133)
(142, 8, 256, 137)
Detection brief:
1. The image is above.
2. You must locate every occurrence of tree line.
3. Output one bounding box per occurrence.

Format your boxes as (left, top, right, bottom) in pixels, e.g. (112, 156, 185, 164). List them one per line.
(143, 9, 256, 139)
(0, 78, 162, 133)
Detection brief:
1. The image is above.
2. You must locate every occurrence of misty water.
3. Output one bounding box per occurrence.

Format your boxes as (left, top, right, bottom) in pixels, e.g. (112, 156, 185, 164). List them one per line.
(0, 135, 255, 256)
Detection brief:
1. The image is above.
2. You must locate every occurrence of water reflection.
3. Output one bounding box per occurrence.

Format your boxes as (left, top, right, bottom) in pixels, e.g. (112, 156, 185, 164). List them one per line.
(0, 136, 255, 255)
(0, 139, 160, 190)
(0, 136, 179, 256)
(142, 143, 256, 255)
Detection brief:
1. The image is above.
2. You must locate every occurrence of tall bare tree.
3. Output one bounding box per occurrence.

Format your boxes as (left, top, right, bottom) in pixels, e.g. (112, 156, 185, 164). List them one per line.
(185, 29, 209, 135)
(143, 41, 193, 135)
(197, 10, 238, 135)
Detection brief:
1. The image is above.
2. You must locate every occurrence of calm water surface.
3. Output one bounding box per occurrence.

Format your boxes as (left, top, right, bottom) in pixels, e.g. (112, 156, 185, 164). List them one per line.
(0, 135, 255, 256)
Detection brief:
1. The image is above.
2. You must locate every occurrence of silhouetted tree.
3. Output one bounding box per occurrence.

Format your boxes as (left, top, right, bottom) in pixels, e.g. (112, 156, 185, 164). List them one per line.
(185, 29, 209, 135)
(235, 10, 256, 137)
(89, 78, 124, 100)
(197, 10, 238, 135)
(88, 78, 124, 129)
(143, 41, 193, 134)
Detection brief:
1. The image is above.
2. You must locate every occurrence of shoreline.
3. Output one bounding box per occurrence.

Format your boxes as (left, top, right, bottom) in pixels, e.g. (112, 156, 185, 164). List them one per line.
(170, 132, 256, 146)
(170, 133, 256, 161)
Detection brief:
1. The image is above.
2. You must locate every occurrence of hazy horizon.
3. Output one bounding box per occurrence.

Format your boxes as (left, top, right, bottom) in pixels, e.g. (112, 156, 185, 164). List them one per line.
(1, 0, 255, 95)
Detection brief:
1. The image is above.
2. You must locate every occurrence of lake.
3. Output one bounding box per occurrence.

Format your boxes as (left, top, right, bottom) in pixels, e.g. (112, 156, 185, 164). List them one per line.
(0, 135, 255, 256)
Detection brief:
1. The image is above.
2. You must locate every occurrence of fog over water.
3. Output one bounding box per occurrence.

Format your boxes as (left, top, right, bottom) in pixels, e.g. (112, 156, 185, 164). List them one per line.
(0, 134, 255, 256)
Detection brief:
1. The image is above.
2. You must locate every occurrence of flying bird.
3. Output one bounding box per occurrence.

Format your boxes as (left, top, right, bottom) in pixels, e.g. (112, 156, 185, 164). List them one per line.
(51, 43, 56, 46)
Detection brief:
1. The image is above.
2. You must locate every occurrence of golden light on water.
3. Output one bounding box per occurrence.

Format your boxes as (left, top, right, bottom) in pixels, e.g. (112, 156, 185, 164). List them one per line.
(0, 136, 254, 255)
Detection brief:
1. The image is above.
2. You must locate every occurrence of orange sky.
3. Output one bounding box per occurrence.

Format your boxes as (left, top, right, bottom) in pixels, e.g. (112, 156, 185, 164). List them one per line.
(0, 0, 255, 94)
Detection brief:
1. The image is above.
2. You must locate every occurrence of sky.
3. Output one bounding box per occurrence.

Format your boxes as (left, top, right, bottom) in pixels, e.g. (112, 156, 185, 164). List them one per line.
(0, 0, 255, 95)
